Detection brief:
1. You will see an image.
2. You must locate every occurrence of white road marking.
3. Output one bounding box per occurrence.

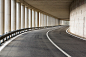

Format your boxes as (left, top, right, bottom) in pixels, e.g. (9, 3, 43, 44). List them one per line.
(46, 28, 71, 57)
(66, 28, 86, 41)
(0, 26, 71, 57)
(0, 28, 52, 52)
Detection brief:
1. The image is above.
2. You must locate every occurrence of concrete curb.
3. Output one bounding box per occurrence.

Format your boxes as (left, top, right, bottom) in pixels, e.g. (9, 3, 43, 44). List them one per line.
(66, 28, 86, 41)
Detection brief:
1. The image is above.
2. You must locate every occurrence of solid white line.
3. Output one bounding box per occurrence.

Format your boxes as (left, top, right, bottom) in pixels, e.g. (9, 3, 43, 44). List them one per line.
(0, 27, 54, 52)
(66, 28, 86, 41)
(0, 31, 31, 52)
(46, 29, 71, 57)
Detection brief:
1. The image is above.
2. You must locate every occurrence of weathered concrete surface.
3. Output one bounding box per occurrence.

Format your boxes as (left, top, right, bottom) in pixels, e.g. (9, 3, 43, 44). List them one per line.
(24, 0, 73, 20)
(0, 26, 86, 57)
(70, 0, 86, 38)
(0, 26, 66, 57)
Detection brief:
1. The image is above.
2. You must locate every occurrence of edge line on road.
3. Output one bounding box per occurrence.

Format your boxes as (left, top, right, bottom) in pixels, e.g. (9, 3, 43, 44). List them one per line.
(0, 28, 51, 52)
(66, 28, 86, 41)
(46, 29, 71, 57)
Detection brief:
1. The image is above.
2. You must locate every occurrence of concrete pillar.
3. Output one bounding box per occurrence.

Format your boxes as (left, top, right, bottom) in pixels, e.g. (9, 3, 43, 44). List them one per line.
(49, 16, 51, 26)
(37, 11, 39, 27)
(5, 0, 11, 33)
(46, 15, 47, 26)
(51, 17, 53, 26)
(44, 15, 46, 26)
(58, 19, 60, 25)
(47, 15, 48, 26)
(0, 0, 4, 35)
(55, 19, 56, 25)
(34, 11, 37, 27)
(29, 8, 32, 28)
(38, 12, 40, 27)
(50, 17, 52, 26)
(53, 18, 54, 26)
(34, 10, 35, 27)
(16, 2, 21, 30)
(41, 13, 43, 27)
(54, 18, 56, 26)
(62, 20, 64, 25)
(32, 9, 35, 27)
(21, 4, 25, 29)
(50, 17, 51, 26)
(40, 13, 42, 27)
(51, 17, 52, 26)
(35, 11, 37, 27)
(28, 9, 29, 28)
(52, 18, 53, 26)
(45, 15, 47, 26)
(52, 18, 54, 26)
(25, 7, 28, 28)
(41, 13, 44, 27)
(42, 14, 43, 26)
(56, 19, 58, 25)
(31, 9, 32, 28)
(53, 18, 55, 26)
(60, 20, 62, 25)
(48, 16, 51, 26)
(11, 0, 16, 31)
(48, 16, 50, 26)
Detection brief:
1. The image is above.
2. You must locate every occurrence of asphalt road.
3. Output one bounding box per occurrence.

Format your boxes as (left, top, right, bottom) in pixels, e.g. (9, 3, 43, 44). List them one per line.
(0, 26, 86, 57)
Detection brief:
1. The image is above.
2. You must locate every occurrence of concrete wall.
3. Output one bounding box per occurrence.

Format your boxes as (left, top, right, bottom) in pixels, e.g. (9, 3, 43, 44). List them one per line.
(70, 0, 86, 37)
(60, 20, 69, 25)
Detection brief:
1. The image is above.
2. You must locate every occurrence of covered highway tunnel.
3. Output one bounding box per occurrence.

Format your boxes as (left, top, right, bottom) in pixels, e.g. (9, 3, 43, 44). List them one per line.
(0, 0, 86, 57)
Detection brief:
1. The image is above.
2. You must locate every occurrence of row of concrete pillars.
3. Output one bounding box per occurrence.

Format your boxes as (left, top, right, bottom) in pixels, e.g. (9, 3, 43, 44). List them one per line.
(0, 0, 60, 35)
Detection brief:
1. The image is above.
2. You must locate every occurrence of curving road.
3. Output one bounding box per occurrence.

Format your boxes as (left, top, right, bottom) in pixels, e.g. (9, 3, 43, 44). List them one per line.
(0, 26, 86, 57)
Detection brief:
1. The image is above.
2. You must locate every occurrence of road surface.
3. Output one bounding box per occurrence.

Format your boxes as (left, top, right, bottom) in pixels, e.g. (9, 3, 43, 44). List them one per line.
(0, 26, 86, 57)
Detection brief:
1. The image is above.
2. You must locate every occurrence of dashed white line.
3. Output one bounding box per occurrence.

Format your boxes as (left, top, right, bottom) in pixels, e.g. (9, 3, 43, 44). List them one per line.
(46, 29, 71, 57)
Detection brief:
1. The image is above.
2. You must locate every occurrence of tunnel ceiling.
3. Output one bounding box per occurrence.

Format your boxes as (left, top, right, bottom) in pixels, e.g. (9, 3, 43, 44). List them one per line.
(24, 0, 73, 20)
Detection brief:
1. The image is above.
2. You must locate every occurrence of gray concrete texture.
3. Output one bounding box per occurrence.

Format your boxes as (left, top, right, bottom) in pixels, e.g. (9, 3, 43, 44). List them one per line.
(0, 26, 66, 57)
(1, 26, 86, 57)
(70, 0, 86, 38)
(24, 0, 73, 20)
